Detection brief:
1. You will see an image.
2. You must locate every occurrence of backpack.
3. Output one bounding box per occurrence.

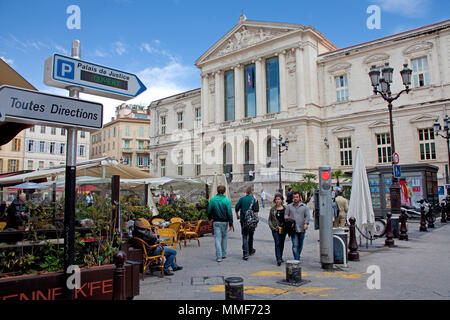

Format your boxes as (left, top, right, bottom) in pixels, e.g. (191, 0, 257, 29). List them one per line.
(243, 197, 259, 231)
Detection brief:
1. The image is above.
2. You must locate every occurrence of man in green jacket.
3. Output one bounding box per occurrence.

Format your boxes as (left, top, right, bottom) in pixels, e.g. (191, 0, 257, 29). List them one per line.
(235, 186, 259, 260)
(208, 185, 234, 262)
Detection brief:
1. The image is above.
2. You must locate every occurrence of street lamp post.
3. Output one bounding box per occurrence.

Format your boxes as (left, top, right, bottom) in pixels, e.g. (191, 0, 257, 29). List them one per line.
(368, 63, 412, 247)
(434, 116, 450, 185)
(277, 135, 289, 194)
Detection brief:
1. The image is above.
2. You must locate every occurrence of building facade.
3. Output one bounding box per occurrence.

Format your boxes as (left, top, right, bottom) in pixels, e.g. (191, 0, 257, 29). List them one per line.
(90, 104, 151, 172)
(0, 132, 25, 173)
(148, 16, 450, 196)
(23, 125, 90, 170)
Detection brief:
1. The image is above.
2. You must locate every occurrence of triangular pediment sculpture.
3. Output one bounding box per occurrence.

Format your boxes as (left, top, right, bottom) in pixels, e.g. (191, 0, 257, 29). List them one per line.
(196, 19, 303, 65)
(368, 120, 390, 128)
(409, 113, 438, 123)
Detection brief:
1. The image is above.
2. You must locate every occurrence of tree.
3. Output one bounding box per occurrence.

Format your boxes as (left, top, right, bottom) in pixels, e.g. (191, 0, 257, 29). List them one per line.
(332, 169, 345, 186)
(290, 173, 318, 204)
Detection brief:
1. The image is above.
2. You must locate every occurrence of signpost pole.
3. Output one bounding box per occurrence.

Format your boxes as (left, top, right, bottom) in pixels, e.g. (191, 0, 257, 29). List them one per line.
(63, 40, 82, 300)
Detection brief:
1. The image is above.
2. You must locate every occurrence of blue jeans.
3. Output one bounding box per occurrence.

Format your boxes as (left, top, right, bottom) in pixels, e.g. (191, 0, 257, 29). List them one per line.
(271, 230, 287, 262)
(241, 222, 255, 257)
(153, 246, 179, 272)
(291, 232, 306, 261)
(213, 221, 229, 260)
(261, 199, 265, 208)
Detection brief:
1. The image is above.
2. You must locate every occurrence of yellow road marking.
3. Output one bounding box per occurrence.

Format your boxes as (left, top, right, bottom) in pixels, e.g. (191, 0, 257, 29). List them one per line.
(249, 270, 308, 277)
(208, 285, 336, 296)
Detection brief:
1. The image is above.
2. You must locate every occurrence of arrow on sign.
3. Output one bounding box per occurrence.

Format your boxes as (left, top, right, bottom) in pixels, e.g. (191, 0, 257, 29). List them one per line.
(44, 54, 147, 101)
(0, 85, 103, 130)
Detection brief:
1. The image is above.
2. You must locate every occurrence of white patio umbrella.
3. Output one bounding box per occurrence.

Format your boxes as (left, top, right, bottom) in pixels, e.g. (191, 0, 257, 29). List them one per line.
(208, 173, 230, 199)
(347, 147, 376, 236)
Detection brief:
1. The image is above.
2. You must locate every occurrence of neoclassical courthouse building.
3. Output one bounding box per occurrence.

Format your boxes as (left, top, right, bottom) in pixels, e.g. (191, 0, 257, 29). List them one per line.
(148, 16, 450, 196)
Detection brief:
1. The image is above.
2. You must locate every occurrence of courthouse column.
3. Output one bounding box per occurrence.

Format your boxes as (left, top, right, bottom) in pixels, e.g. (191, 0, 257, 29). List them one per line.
(295, 47, 306, 109)
(215, 71, 224, 124)
(279, 51, 287, 113)
(234, 65, 244, 121)
(201, 74, 209, 127)
(255, 58, 265, 116)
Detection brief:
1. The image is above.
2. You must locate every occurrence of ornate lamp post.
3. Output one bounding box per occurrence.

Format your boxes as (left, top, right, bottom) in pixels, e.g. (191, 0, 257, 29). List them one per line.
(368, 63, 412, 247)
(278, 135, 289, 194)
(434, 116, 450, 184)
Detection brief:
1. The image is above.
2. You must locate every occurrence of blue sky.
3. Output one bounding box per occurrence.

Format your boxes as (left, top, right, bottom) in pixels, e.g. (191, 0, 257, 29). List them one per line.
(1, 0, 449, 124)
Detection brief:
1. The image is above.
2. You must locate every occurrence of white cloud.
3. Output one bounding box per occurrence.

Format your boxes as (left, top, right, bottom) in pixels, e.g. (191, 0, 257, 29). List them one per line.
(113, 41, 127, 55)
(0, 56, 14, 66)
(93, 49, 108, 57)
(55, 45, 69, 55)
(370, 0, 431, 18)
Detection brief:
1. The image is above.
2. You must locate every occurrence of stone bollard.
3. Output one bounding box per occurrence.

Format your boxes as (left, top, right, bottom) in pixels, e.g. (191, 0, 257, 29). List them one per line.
(426, 210, 435, 229)
(441, 204, 447, 223)
(399, 212, 408, 240)
(348, 217, 359, 261)
(285, 260, 302, 284)
(419, 205, 428, 232)
(384, 213, 395, 247)
(113, 250, 127, 300)
(224, 277, 244, 300)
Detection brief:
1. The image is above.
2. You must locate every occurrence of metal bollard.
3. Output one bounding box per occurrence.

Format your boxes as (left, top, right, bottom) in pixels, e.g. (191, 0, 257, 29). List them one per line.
(113, 250, 127, 300)
(441, 204, 447, 223)
(224, 277, 244, 300)
(285, 260, 302, 283)
(348, 217, 359, 261)
(419, 205, 427, 232)
(399, 212, 408, 240)
(426, 211, 435, 229)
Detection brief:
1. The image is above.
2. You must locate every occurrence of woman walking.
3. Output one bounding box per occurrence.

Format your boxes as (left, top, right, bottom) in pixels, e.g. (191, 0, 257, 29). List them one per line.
(268, 193, 287, 266)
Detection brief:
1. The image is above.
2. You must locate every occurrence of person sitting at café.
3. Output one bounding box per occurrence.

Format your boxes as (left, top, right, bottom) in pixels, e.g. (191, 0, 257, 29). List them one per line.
(5, 193, 29, 230)
(131, 218, 182, 276)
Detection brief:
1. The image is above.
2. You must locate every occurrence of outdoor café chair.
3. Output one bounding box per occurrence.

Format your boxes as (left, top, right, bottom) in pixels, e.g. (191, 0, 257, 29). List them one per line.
(184, 220, 202, 247)
(131, 237, 165, 279)
(167, 222, 182, 249)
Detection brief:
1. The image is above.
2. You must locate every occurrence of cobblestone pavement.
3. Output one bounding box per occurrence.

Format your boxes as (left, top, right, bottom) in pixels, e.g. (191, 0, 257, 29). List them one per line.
(136, 207, 450, 300)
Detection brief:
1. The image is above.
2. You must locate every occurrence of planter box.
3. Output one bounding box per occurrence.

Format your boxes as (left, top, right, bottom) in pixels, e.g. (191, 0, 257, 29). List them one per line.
(198, 220, 213, 236)
(0, 262, 139, 300)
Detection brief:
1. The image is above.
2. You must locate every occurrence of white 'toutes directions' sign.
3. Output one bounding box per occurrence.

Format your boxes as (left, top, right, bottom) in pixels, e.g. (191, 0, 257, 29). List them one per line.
(0, 85, 103, 130)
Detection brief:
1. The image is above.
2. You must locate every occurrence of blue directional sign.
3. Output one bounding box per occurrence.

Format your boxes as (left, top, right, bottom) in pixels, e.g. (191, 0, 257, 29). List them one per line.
(44, 54, 146, 101)
(393, 164, 402, 178)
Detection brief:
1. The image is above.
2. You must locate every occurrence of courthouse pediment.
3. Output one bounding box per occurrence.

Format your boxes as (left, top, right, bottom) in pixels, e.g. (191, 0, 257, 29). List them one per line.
(368, 120, 390, 128)
(409, 114, 438, 123)
(196, 17, 302, 65)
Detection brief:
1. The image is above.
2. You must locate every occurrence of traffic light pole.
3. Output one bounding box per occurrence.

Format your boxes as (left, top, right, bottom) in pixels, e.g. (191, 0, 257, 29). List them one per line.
(319, 166, 334, 270)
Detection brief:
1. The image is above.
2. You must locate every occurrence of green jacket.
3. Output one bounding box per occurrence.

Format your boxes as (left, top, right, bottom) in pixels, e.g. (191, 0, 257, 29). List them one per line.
(207, 194, 233, 227)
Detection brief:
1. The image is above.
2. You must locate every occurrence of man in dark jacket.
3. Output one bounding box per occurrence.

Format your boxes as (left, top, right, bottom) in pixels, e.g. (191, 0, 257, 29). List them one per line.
(6, 193, 29, 230)
(208, 185, 234, 262)
(235, 186, 259, 260)
(132, 218, 182, 276)
(286, 187, 294, 205)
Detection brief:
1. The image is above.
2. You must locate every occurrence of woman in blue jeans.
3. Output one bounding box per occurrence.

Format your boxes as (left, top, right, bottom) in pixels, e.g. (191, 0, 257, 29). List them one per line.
(268, 194, 287, 266)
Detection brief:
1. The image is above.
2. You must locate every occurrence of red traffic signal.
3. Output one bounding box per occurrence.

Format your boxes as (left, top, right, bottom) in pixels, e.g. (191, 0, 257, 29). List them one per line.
(321, 171, 331, 181)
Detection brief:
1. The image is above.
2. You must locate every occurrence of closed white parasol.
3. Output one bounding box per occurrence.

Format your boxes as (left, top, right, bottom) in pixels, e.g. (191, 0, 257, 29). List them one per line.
(347, 147, 376, 236)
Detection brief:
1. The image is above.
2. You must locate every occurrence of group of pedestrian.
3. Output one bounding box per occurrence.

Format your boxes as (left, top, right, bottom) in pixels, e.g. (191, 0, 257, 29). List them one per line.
(208, 185, 320, 266)
(159, 191, 176, 206)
